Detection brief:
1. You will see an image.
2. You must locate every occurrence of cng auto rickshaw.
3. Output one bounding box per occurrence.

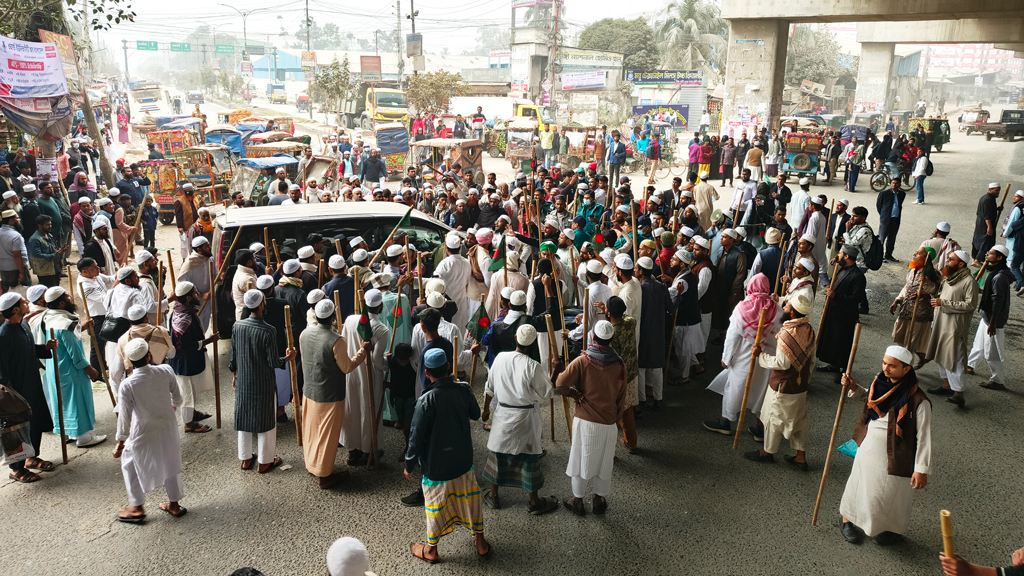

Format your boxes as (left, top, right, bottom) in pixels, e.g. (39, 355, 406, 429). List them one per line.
(781, 129, 824, 185)
(559, 122, 597, 171)
(172, 143, 238, 203)
(375, 122, 410, 180)
(960, 109, 990, 135)
(138, 159, 187, 225)
(505, 119, 537, 172)
(408, 138, 485, 194)
(485, 120, 508, 159)
(231, 155, 300, 205)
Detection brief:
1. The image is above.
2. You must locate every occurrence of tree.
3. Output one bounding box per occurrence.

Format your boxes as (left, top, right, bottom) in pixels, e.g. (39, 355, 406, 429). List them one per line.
(784, 26, 844, 87)
(358, 30, 398, 53)
(406, 71, 470, 115)
(293, 21, 345, 50)
(471, 26, 510, 56)
(0, 0, 136, 37)
(578, 18, 660, 71)
(220, 72, 246, 102)
(309, 56, 361, 114)
(654, 0, 727, 81)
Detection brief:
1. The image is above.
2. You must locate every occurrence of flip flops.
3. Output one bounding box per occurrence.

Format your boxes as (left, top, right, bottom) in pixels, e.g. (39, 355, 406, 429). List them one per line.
(528, 496, 559, 515)
(159, 503, 187, 518)
(410, 543, 438, 564)
(257, 457, 283, 474)
(116, 513, 146, 524)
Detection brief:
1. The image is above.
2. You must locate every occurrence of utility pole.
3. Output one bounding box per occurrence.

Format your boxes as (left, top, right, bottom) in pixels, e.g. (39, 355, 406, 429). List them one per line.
(407, 0, 419, 76)
(122, 39, 130, 84)
(396, 0, 404, 84)
(305, 0, 311, 51)
(550, 0, 560, 107)
(305, 0, 313, 119)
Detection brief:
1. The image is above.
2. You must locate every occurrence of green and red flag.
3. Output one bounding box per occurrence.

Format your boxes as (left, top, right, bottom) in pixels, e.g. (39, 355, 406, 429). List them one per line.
(590, 231, 607, 252)
(466, 302, 491, 342)
(386, 296, 405, 330)
(487, 237, 507, 272)
(357, 312, 373, 342)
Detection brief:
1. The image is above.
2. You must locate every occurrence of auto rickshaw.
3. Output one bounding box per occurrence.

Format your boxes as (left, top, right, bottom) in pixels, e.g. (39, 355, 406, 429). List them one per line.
(239, 115, 295, 135)
(217, 109, 253, 126)
(231, 155, 300, 205)
(960, 109, 990, 135)
(245, 140, 309, 159)
(407, 137, 485, 194)
(147, 127, 198, 156)
(172, 143, 238, 203)
(296, 94, 311, 112)
(138, 159, 186, 225)
(375, 122, 410, 180)
(559, 122, 597, 171)
(505, 119, 536, 172)
(781, 128, 824, 185)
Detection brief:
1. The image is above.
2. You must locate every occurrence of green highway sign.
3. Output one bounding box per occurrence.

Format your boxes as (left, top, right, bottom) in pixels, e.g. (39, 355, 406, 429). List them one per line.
(215, 44, 235, 54)
(170, 42, 191, 52)
(136, 41, 158, 51)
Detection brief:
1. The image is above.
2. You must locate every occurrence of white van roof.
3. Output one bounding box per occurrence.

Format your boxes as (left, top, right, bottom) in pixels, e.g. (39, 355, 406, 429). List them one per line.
(215, 202, 445, 231)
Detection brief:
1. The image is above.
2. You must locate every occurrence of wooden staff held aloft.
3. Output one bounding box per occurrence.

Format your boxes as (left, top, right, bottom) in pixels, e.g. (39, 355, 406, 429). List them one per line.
(271, 239, 282, 269)
(453, 335, 459, 377)
(772, 233, 789, 296)
(366, 207, 413, 270)
(544, 314, 566, 442)
(999, 183, 1012, 209)
(77, 284, 116, 408)
(364, 315, 379, 471)
(551, 267, 572, 441)
(630, 199, 639, 264)
(811, 323, 863, 526)
(817, 262, 842, 338)
(940, 510, 956, 559)
(904, 274, 927, 350)
(265, 227, 273, 267)
(198, 227, 246, 319)
(732, 307, 769, 450)
(417, 252, 424, 297)
(778, 235, 799, 297)
(166, 250, 177, 293)
(156, 262, 164, 325)
(208, 261, 222, 429)
(49, 328, 69, 465)
(283, 305, 303, 446)
(468, 299, 483, 389)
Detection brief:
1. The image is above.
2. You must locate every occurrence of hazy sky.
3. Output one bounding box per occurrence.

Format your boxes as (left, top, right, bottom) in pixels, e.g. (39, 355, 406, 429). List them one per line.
(100, 0, 651, 66)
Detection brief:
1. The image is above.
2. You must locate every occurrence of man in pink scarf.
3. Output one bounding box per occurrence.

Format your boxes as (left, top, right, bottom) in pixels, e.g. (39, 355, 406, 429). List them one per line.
(703, 273, 783, 437)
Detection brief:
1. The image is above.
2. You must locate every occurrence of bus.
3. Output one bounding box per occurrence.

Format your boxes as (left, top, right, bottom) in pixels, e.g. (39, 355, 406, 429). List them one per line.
(129, 81, 169, 119)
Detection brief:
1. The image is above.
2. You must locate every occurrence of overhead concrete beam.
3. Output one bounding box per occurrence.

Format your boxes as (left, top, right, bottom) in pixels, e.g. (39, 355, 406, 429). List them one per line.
(994, 43, 1024, 51)
(1017, 51, 1024, 58)
(721, 0, 1024, 24)
(857, 19, 1024, 44)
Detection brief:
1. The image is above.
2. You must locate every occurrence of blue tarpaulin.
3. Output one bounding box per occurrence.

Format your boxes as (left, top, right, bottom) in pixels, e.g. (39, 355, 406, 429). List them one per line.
(236, 154, 299, 169)
(206, 129, 245, 157)
(154, 114, 192, 129)
(164, 117, 202, 130)
(376, 126, 410, 156)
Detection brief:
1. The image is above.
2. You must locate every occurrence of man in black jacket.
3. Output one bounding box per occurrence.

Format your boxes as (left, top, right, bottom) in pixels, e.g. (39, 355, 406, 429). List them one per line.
(360, 148, 388, 184)
(0, 161, 24, 198)
(768, 174, 791, 212)
(876, 179, 906, 262)
(822, 136, 841, 185)
(968, 245, 1014, 394)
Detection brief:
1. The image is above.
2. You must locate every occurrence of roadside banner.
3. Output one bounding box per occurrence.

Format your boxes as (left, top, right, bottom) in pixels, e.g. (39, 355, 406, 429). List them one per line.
(0, 35, 68, 98)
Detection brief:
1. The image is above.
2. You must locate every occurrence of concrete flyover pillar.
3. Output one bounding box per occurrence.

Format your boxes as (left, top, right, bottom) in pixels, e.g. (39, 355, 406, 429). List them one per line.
(721, 19, 789, 138)
(854, 42, 895, 114)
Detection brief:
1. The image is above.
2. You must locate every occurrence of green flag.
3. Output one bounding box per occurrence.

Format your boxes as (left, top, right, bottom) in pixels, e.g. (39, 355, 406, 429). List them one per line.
(386, 298, 405, 330)
(397, 206, 412, 228)
(357, 312, 373, 342)
(487, 237, 506, 272)
(466, 301, 491, 342)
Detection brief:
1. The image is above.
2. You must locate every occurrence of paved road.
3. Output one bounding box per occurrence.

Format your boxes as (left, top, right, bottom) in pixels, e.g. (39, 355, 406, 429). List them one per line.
(3, 121, 1023, 576)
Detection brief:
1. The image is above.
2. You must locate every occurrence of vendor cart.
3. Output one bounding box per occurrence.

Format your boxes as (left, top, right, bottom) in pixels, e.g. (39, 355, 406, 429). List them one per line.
(375, 122, 410, 180)
(960, 109, 990, 135)
(485, 121, 507, 158)
(559, 122, 597, 171)
(506, 119, 536, 171)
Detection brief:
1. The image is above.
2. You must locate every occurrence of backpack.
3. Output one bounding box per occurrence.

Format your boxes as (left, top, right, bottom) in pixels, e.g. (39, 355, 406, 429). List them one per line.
(924, 158, 934, 177)
(864, 228, 884, 271)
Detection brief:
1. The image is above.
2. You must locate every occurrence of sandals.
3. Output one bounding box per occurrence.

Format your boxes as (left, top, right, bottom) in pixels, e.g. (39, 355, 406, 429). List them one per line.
(317, 471, 350, 489)
(257, 457, 283, 474)
(8, 469, 41, 483)
(159, 502, 187, 517)
(185, 423, 212, 434)
(116, 513, 146, 524)
(410, 543, 439, 564)
(528, 495, 559, 515)
(563, 497, 587, 516)
(592, 496, 608, 515)
(483, 492, 501, 510)
(24, 458, 54, 472)
(241, 454, 256, 471)
(192, 411, 212, 422)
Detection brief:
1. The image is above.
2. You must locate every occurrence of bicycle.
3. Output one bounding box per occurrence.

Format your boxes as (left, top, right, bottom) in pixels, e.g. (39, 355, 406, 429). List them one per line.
(869, 162, 911, 192)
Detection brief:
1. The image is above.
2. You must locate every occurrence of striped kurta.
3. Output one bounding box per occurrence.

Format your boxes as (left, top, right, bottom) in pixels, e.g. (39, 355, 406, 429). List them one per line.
(230, 317, 286, 433)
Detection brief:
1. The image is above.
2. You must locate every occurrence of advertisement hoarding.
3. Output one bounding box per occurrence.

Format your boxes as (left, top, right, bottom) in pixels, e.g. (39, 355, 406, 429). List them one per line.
(0, 35, 68, 98)
(624, 70, 702, 86)
(631, 104, 690, 129)
(360, 55, 382, 82)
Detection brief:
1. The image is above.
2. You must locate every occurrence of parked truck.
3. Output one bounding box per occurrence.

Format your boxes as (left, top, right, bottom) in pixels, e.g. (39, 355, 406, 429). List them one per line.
(336, 83, 409, 130)
(266, 82, 287, 104)
(449, 96, 557, 132)
(982, 109, 1024, 142)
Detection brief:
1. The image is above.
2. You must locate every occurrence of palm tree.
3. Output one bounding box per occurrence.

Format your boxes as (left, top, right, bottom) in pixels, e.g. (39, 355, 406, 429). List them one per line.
(655, 0, 727, 81)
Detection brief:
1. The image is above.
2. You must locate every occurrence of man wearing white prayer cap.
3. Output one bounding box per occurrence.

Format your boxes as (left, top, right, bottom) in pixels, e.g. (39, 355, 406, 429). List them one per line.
(963, 244, 1013, 398)
(569, 258, 613, 345)
(83, 212, 119, 276)
(815, 244, 866, 378)
(114, 337, 188, 523)
(434, 230, 472, 331)
(322, 254, 355, 319)
(111, 300, 175, 386)
(924, 248, 978, 405)
(231, 288, 296, 472)
(837, 344, 932, 546)
(166, 279, 218, 432)
(556, 318, 629, 516)
(300, 293, 370, 488)
(177, 230, 215, 331)
(326, 537, 376, 576)
(971, 183, 1004, 266)
(338, 285, 390, 467)
(104, 264, 155, 400)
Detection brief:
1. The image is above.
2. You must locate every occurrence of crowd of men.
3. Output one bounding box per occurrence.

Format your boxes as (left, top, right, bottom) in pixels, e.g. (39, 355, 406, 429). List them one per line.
(1, 130, 1022, 568)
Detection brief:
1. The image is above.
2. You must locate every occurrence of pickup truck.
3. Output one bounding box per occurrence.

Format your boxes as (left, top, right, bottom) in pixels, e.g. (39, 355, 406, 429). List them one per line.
(270, 89, 287, 104)
(982, 109, 1024, 142)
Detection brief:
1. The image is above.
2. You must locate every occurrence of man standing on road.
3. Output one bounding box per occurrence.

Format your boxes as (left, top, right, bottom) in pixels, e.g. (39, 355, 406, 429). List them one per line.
(841, 206, 874, 314)
(646, 133, 661, 186)
(540, 125, 555, 170)
(925, 250, 978, 407)
(845, 137, 865, 193)
(823, 136, 841, 185)
(608, 133, 626, 187)
(360, 148, 388, 186)
(910, 149, 929, 205)
(816, 245, 866, 378)
(877, 179, 905, 263)
(0, 210, 27, 293)
(471, 106, 486, 142)
(698, 109, 711, 137)
(971, 183, 1001, 266)
(966, 245, 1013, 395)
(730, 169, 757, 226)
(173, 183, 204, 257)
(595, 125, 610, 176)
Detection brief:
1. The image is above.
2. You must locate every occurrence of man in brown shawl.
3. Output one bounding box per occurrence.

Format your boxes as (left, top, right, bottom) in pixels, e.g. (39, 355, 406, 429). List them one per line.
(889, 244, 940, 369)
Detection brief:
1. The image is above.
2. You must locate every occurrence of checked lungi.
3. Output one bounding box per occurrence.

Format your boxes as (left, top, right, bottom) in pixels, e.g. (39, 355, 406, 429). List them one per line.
(482, 451, 544, 493)
(422, 469, 484, 546)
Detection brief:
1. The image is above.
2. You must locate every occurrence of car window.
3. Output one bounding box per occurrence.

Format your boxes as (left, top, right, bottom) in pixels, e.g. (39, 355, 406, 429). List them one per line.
(300, 217, 378, 258)
(400, 225, 443, 253)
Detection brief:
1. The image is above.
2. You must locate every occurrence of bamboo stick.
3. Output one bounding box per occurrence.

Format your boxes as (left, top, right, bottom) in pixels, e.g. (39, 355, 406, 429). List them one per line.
(904, 274, 926, 350)
(265, 227, 272, 267)
(772, 233, 788, 296)
(49, 329, 69, 465)
(811, 323, 863, 526)
(78, 287, 115, 408)
(417, 252, 424, 298)
(283, 305, 302, 446)
(940, 510, 956, 558)
(271, 238, 282, 267)
(366, 207, 413, 270)
(999, 183, 1011, 209)
(198, 225, 245, 317)
(364, 303, 378, 470)
(552, 269, 572, 441)
(732, 307, 768, 450)
(630, 199, 638, 263)
(166, 250, 177, 293)
(453, 335, 459, 377)
(156, 262, 163, 325)
(817, 262, 842, 338)
(209, 261, 221, 429)
(318, 259, 324, 289)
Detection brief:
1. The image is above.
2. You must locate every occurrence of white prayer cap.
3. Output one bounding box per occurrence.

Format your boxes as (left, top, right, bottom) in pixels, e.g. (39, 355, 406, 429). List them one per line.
(509, 290, 527, 306)
(198, 207, 210, 214)
(445, 234, 460, 249)
(77, 196, 92, 204)
(307, 289, 326, 305)
(283, 259, 300, 275)
(255, 275, 274, 291)
(456, 199, 466, 205)
(952, 250, 970, 265)
(586, 259, 604, 274)
(96, 197, 112, 207)
(988, 182, 1000, 189)
(116, 266, 136, 281)
(26, 284, 46, 303)
(736, 228, 748, 239)
(516, 324, 538, 347)
(500, 286, 514, 300)
(489, 193, 501, 202)
(446, 183, 455, 190)
(600, 248, 616, 264)
(427, 291, 446, 309)
(352, 249, 368, 263)
(699, 170, 709, 179)
(675, 249, 692, 264)
(799, 177, 810, 186)
(692, 237, 710, 250)
(364, 288, 382, 307)
(837, 198, 850, 207)
(616, 205, 630, 214)
(497, 214, 511, 224)
(191, 236, 209, 248)
(637, 256, 654, 270)
(370, 273, 392, 289)
(92, 215, 110, 229)
(648, 195, 661, 204)
(136, 250, 154, 265)
(936, 221, 951, 233)
(577, 182, 589, 190)
(653, 190, 664, 197)
(0, 292, 20, 311)
(425, 278, 445, 294)
(800, 233, 816, 244)
(385, 244, 404, 258)
(884, 345, 913, 366)
(544, 219, 558, 229)
(248, 242, 266, 254)
(562, 228, 576, 241)
(175, 280, 195, 297)
(276, 167, 287, 174)
(2, 191, 15, 200)
(1016, 190, 1024, 199)
(682, 190, 693, 199)
(653, 227, 665, 238)
(466, 227, 477, 235)
(297, 245, 315, 259)
(810, 196, 823, 205)
(991, 244, 1010, 258)
(476, 228, 494, 243)
(614, 254, 633, 270)
(790, 292, 812, 315)
(328, 254, 346, 270)
(681, 226, 695, 238)
(349, 236, 365, 248)
(594, 320, 614, 340)
(722, 228, 740, 239)
(125, 338, 150, 362)
(108, 187, 120, 196)
(764, 228, 782, 245)
(314, 299, 335, 320)
(44, 286, 66, 303)
(127, 304, 148, 321)
(288, 183, 301, 191)
(243, 289, 264, 309)
(349, 175, 360, 183)
(326, 537, 370, 576)
(797, 257, 815, 272)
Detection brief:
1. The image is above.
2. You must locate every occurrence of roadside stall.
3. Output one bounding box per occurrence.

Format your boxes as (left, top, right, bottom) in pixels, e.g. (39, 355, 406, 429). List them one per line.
(231, 155, 300, 205)
(375, 122, 410, 179)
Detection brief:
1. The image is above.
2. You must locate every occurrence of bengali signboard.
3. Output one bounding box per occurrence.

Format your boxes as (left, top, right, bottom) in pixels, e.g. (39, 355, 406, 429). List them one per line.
(510, 45, 530, 92)
(561, 70, 606, 91)
(240, 62, 253, 75)
(37, 30, 83, 103)
(557, 48, 623, 70)
(216, 44, 235, 54)
(0, 36, 68, 98)
(631, 104, 689, 129)
(625, 70, 702, 86)
(360, 55, 382, 82)
(301, 51, 316, 70)
(406, 34, 422, 57)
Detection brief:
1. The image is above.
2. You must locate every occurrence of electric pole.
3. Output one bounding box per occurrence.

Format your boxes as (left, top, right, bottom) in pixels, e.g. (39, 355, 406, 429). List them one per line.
(122, 39, 130, 84)
(407, 0, 419, 76)
(305, 0, 313, 119)
(396, 0, 404, 84)
(305, 0, 311, 51)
